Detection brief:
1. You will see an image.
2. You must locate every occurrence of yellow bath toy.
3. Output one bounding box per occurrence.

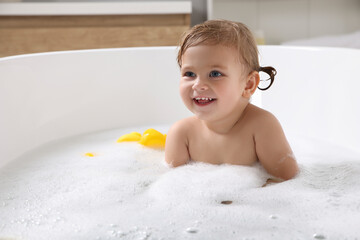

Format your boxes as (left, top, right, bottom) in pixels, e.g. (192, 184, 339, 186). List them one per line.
(117, 128, 166, 148)
(139, 128, 166, 148)
(84, 152, 95, 157)
(117, 132, 141, 142)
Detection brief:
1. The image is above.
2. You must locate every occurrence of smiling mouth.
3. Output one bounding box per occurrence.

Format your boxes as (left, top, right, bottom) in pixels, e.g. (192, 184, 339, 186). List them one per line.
(193, 97, 216, 106)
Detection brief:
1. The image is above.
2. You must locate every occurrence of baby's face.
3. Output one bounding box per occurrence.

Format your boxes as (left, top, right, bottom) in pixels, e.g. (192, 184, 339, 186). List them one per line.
(180, 44, 250, 122)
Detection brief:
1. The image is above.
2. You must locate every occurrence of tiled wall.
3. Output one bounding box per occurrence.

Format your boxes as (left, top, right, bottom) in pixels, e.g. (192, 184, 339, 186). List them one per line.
(208, 0, 360, 44)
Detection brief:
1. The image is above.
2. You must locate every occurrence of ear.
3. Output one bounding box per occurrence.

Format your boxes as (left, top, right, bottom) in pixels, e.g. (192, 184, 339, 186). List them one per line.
(242, 71, 260, 98)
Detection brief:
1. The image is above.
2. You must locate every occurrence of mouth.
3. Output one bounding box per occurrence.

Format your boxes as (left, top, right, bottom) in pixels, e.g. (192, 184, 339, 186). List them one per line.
(193, 97, 216, 106)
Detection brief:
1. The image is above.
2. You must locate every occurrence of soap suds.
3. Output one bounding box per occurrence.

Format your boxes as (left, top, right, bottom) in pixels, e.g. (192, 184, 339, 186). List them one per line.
(0, 126, 360, 240)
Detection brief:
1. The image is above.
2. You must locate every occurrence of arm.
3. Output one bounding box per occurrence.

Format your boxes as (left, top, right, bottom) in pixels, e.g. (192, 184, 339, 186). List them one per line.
(165, 119, 190, 167)
(255, 112, 299, 180)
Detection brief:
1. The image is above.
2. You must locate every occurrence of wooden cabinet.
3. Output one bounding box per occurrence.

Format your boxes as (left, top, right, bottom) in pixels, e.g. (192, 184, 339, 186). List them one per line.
(0, 2, 191, 57)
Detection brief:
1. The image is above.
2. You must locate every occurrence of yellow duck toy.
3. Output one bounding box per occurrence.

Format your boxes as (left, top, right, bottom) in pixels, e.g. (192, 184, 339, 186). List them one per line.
(117, 128, 166, 149)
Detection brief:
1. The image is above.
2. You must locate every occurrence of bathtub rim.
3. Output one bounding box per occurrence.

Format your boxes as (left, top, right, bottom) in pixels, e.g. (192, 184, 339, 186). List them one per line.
(1, 45, 359, 62)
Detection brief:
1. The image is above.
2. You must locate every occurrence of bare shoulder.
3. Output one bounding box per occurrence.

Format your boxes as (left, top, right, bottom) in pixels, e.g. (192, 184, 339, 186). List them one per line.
(245, 104, 279, 128)
(168, 116, 198, 138)
(246, 103, 276, 118)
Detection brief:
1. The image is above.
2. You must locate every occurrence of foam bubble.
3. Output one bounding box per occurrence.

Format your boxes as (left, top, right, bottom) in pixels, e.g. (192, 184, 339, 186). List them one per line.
(313, 233, 326, 239)
(147, 162, 269, 205)
(0, 126, 360, 239)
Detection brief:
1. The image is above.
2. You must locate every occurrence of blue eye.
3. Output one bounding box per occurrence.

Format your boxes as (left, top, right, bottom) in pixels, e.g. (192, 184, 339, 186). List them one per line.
(209, 71, 222, 78)
(184, 71, 196, 77)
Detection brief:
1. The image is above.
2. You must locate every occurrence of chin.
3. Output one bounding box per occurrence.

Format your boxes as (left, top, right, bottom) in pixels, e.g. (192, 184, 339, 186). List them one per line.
(193, 112, 216, 122)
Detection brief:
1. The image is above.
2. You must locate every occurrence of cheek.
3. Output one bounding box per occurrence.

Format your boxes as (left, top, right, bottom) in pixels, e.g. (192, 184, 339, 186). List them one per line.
(216, 81, 244, 101)
(214, 83, 233, 96)
(179, 82, 191, 103)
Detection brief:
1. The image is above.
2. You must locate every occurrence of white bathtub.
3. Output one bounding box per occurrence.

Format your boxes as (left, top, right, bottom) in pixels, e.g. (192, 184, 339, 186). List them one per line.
(1, 46, 359, 167)
(1, 46, 360, 239)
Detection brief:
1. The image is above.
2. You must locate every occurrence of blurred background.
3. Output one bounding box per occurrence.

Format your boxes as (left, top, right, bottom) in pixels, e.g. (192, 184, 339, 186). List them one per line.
(0, 0, 359, 57)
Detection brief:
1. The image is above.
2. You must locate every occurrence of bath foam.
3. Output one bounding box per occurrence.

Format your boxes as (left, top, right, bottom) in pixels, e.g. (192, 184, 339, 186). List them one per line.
(148, 162, 270, 205)
(0, 126, 360, 240)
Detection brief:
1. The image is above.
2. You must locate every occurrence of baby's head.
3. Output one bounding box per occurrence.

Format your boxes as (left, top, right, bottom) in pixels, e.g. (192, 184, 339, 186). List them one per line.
(177, 19, 275, 90)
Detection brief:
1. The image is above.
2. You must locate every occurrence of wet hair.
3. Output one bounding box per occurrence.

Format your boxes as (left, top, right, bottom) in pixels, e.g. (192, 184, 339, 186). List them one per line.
(177, 19, 276, 91)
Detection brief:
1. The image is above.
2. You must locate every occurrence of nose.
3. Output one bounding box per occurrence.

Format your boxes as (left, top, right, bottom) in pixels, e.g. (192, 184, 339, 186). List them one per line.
(192, 77, 209, 91)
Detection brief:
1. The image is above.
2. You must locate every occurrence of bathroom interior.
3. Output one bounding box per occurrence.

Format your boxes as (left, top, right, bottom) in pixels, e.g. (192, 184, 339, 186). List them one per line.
(1, 0, 360, 239)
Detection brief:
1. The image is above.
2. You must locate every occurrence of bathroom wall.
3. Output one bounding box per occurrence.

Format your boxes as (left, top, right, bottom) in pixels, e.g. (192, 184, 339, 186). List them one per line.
(208, 0, 360, 45)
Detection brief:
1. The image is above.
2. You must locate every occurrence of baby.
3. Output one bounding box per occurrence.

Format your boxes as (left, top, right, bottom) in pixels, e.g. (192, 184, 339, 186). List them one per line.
(165, 20, 299, 180)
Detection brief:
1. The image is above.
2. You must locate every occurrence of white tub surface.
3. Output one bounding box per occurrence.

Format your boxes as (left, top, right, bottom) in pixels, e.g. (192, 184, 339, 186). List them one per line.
(1, 46, 360, 239)
(1, 46, 359, 168)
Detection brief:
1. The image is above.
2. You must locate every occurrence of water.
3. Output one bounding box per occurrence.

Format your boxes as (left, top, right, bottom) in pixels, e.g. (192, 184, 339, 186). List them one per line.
(0, 126, 360, 240)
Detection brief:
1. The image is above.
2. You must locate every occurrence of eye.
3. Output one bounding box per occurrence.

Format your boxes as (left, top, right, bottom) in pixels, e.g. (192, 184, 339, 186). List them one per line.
(209, 71, 222, 78)
(184, 71, 196, 78)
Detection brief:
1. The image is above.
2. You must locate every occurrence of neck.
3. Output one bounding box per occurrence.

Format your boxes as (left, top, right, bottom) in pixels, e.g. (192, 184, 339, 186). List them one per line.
(202, 102, 250, 134)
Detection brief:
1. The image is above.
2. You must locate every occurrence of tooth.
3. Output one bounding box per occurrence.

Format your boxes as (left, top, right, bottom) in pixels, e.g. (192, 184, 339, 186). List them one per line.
(209, 98, 212, 101)
(202, 98, 206, 100)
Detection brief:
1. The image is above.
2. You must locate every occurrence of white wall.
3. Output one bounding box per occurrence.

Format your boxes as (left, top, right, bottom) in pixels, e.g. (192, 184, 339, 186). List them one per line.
(208, 0, 360, 44)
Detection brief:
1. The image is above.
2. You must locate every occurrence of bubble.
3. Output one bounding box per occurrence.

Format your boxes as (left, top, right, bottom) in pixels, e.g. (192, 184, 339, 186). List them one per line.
(2, 125, 360, 239)
(269, 215, 278, 219)
(186, 227, 198, 233)
(313, 233, 326, 239)
(132, 226, 139, 231)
